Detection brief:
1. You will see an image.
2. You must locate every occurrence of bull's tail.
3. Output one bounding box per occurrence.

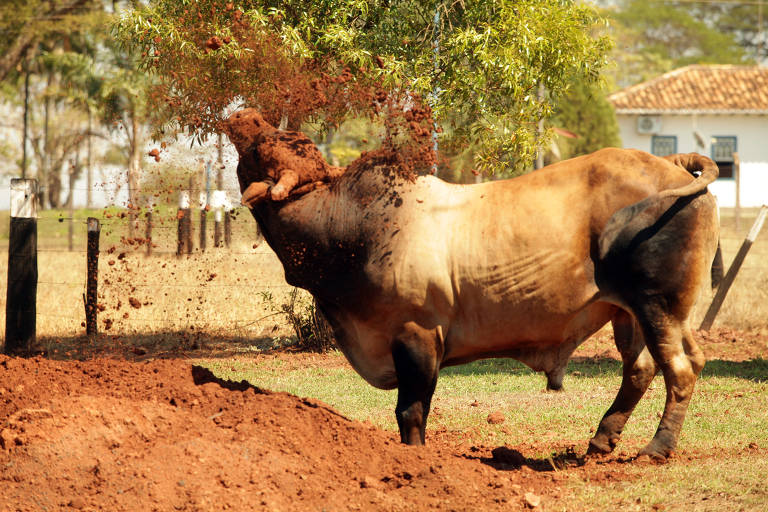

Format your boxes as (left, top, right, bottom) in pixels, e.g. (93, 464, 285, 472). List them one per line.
(659, 153, 719, 199)
(598, 153, 719, 262)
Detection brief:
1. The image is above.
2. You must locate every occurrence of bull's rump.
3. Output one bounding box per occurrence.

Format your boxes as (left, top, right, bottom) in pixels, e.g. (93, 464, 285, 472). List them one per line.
(374, 149, 714, 364)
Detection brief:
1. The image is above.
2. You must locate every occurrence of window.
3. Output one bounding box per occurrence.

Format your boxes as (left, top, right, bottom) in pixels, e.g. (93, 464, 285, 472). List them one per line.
(651, 135, 677, 157)
(711, 136, 737, 178)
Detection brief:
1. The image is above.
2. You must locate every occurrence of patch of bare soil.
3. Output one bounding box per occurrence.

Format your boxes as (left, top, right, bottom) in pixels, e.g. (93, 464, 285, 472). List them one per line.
(0, 356, 586, 511)
(1, 327, 764, 511)
(577, 327, 768, 362)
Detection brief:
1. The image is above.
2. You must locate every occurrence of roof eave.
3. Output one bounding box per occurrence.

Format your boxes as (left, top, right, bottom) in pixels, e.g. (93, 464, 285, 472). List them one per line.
(614, 109, 768, 115)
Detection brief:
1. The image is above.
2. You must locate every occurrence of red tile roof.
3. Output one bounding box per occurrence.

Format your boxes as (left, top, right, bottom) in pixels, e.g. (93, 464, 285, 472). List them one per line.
(608, 65, 768, 114)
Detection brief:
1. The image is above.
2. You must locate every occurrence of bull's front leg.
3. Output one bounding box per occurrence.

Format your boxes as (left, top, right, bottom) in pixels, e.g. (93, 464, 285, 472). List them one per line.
(392, 322, 442, 445)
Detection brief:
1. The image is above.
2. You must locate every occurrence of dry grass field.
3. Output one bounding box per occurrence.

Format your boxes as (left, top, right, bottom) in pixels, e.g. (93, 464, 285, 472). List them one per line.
(0, 206, 765, 347)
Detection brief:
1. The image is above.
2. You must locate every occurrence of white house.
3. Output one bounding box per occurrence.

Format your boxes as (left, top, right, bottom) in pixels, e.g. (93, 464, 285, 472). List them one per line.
(608, 65, 768, 207)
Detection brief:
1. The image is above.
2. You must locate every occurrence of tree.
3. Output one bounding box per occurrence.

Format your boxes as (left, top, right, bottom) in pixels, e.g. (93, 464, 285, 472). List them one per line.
(0, 0, 114, 207)
(116, 0, 612, 176)
(671, 0, 768, 63)
(551, 79, 621, 160)
(605, 0, 751, 88)
(1, 2, 156, 209)
(0, 0, 98, 82)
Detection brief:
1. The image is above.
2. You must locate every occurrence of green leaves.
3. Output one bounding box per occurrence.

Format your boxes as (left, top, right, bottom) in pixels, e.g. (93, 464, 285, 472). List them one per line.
(116, 0, 611, 176)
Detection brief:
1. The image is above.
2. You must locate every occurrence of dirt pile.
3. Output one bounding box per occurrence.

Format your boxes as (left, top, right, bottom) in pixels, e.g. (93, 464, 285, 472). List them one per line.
(0, 356, 567, 511)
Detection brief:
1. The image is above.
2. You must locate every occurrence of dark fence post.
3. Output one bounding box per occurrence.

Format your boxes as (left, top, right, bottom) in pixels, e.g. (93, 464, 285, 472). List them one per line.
(5, 179, 38, 354)
(85, 217, 100, 338)
(734, 153, 741, 232)
(700, 205, 768, 331)
(199, 205, 207, 252)
(200, 160, 212, 251)
(145, 210, 153, 256)
(225, 209, 232, 248)
(68, 172, 75, 252)
(212, 189, 225, 248)
(128, 210, 136, 239)
(215, 136, 225, 248)
(214, 205, 223, 248)
(177, 190, 192, 256)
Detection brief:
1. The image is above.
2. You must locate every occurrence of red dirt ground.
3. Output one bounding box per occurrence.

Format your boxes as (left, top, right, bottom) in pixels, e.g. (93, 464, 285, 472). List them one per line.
(1, 327, 765, 511)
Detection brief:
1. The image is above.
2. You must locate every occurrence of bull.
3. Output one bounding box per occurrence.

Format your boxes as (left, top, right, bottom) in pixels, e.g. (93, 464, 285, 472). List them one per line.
(225, 109, 720, 460)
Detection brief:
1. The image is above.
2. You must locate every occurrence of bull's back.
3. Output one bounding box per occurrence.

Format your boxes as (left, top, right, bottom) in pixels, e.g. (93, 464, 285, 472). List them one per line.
(392, 149, 705, 361)
(332, 148, 710, 380)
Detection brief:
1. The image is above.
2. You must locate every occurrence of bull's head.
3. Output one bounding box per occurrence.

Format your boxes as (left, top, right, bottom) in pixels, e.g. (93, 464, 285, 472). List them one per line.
(224, 108, 343, 207)
(222, 108, 274, 157)
(223, 108, 278, 207)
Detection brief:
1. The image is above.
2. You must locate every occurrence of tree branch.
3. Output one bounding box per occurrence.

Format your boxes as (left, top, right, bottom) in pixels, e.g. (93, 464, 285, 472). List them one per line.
(0, 0, 94, 81)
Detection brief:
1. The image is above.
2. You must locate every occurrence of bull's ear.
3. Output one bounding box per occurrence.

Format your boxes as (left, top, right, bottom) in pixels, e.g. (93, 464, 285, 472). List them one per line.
(241, 181, 271, 208)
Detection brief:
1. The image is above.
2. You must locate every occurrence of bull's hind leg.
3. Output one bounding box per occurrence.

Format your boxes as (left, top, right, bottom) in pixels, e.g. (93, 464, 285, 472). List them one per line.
(635, 305, 704, 460)
(392, 322, 441, 445)
(588, 309, 658, 455)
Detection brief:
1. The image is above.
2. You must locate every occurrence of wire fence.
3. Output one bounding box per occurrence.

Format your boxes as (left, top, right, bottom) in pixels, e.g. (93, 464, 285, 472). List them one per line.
(1, 201, 767, 350)
(1, 204, 310, 348)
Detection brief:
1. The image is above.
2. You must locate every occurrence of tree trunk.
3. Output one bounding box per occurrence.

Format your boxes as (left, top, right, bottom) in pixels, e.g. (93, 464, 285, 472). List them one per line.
(127, 113, 142, 209)
(86, 105, 92, 208)
(47, 163, 62, 208)
(22, 62, 30, 178)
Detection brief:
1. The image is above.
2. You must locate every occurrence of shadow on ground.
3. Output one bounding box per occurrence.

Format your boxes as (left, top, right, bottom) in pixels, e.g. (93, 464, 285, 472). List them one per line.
(3, 332, 766, 382)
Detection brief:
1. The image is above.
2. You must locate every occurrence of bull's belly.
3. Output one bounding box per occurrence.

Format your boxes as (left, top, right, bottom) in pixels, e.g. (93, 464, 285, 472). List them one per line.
(332, 298, 615, 389)
(441, 299, 615, 367)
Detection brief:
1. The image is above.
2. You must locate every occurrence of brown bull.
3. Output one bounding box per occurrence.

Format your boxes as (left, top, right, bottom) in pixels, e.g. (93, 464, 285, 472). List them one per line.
(225, 109, 720, 460)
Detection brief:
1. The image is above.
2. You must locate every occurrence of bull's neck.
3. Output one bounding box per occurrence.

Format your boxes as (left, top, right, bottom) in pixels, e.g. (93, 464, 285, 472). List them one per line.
(249, 186, 370, 300)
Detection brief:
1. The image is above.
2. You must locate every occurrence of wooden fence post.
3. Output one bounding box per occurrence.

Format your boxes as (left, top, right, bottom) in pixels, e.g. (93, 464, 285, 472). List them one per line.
(199, 191, 208, 252)
(145, 209, 153, 256)
(68, 167, 75, 252)
(177, 190, 192, 256)
(214, 156, 225, 248)
(200, 160, 212, 251)
(199, 208, 207, 251)
(5, 179, 38, 354)
(85, 218, 100, 338)
(225, 209, 232, 248)
(214, 206, 223, 248)
(211, 189, 224, 248)
(734, 153, 741, 232)
(128, 210, 136, 239)
(700, 205, 768, 331)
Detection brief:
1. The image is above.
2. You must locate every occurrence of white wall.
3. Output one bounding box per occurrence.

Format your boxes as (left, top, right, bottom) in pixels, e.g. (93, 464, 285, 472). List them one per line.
(616, 113, 768, 207)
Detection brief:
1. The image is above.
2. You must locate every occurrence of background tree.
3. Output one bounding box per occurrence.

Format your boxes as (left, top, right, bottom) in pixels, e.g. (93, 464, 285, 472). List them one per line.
(0, 0, 97, 81)
(670, 0, 768, 63)
(604, 0, 752, 88)
(116, 0, 612, 176)
(551, 79, 621, 161)
(1, 1, 156, 210)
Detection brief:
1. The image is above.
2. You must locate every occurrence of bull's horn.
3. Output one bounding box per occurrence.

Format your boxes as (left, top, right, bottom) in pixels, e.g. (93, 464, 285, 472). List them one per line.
(241, 181, 271, 208)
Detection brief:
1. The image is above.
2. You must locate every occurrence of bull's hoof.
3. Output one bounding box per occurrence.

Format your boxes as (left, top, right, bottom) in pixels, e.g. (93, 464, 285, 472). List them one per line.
(587, 435, 618, 456)
(637, 442, 672, 462)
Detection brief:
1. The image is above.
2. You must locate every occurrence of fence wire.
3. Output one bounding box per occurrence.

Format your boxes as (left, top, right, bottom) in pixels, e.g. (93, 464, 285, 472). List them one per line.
(1, 205, 767, 343)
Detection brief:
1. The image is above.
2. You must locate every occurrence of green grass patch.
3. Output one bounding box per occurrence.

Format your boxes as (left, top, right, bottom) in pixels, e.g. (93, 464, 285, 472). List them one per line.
(199, 354, 767, 452)
(198, 353, 768, 509)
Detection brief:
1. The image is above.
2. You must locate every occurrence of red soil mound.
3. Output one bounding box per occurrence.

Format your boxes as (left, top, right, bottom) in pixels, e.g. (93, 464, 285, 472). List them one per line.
(0, 356, 573, 511)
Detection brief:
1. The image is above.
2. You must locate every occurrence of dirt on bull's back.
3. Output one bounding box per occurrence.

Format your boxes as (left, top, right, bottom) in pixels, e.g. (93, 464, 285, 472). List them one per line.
(0, 356, 563, 511)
